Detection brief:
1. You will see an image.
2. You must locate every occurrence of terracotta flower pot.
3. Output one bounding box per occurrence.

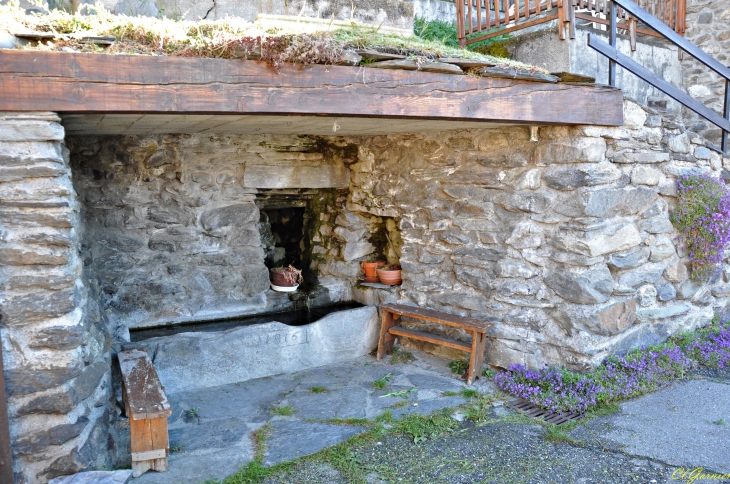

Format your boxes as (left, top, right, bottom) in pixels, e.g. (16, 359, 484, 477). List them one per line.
(270, 268, 301, 287)
(362, 261, 386, 278)
(376, 268, 402, 285)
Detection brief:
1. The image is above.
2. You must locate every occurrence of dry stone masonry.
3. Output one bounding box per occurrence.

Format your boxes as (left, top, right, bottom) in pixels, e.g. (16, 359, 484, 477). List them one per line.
(0, 113, 112, 484)
(681, 0, 730, 145)
(338, 100, 730, 370)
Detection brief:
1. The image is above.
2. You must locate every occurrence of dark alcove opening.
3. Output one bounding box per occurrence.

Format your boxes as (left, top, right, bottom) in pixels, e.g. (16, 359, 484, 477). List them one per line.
(260, 206, 306, 270)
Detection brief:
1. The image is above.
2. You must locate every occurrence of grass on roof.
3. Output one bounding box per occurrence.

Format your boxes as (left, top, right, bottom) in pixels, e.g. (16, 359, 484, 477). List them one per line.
(0, 1, 545, 72)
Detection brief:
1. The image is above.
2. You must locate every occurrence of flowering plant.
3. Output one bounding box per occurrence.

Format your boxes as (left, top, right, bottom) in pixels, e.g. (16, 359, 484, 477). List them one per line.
(494, 315, 730, 414)
(670, 173, 730, 281)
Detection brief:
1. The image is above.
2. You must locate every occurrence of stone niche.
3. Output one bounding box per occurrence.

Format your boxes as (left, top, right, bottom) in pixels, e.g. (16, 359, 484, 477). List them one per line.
(68, 134, 358, 340)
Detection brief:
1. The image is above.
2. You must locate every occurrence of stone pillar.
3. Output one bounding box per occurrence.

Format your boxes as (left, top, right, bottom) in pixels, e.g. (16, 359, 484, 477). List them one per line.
(0, 113, 112, 483)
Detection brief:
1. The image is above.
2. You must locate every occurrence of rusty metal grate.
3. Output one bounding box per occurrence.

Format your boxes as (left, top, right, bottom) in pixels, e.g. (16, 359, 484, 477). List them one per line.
(507, 398, 584, 425)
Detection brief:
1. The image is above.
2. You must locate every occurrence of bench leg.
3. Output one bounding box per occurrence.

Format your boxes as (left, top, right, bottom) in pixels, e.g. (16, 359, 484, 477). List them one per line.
(466, 331, 487, 385)
(130, 416, 169, 477)
(376, 310, 397, 361)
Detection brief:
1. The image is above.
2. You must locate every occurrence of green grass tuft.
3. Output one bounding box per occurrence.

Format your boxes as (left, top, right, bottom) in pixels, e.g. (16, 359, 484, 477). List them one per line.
(372, 373, 392, 390)
(270, 405, 294, 416)
(543, 424, 581, 445)
(310, 386, 328, 394)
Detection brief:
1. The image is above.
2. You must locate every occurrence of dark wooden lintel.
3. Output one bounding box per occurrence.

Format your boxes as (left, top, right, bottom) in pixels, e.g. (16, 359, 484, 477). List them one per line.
(0, 50, 623, 126)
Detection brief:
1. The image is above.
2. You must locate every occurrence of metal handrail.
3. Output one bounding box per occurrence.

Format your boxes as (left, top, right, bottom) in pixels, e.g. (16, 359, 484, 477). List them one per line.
(589, 0, 730, 153)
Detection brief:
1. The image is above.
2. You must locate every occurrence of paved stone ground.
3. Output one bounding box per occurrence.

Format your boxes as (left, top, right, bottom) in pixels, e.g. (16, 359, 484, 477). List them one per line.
(133, 350, 477, 484)
(131, 351, 730, 484)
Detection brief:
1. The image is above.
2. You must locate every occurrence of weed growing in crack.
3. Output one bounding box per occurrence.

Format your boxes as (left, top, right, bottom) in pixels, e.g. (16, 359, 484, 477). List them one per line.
(543, 425, 581, 445)
(390, 347, 415, 364)
(461, 388, 478, 399)
(372, 373, 392, 390)
(310, 386, 328, 394)
(394, 408, 460, 443)
(380, 388, 416, 399)
(449, 359, 469, 375)
(270, 405, 294, 416)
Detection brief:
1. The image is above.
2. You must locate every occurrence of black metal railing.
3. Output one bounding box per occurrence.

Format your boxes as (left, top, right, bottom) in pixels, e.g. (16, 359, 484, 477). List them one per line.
(588, 0, 730, 153)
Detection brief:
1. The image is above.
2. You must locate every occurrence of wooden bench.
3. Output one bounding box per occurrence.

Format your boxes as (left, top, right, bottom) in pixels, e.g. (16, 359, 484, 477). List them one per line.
(376, 303, 490, 385)
(118, 348, 172, 477)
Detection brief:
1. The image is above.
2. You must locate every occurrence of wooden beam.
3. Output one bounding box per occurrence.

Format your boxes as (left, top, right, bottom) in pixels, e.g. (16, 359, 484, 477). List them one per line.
(0, 50, 623, 127)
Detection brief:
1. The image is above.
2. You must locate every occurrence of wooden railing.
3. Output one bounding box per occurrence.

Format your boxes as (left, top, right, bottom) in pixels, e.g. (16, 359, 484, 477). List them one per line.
(456, 0, 686, 47)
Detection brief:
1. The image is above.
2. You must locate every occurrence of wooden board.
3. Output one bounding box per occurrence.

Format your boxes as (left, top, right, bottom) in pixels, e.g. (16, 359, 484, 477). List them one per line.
(388, 326, 472, 352)
(118, 349, 172, 420)
(0, 50, 624, 127)
(380, 303, 491, 333)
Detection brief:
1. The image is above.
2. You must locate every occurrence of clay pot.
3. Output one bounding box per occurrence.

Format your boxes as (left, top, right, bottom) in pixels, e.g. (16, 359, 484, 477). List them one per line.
(271, 269, 297, 287)
(362, 261, 386, 278)
(376, 268, 402, 285)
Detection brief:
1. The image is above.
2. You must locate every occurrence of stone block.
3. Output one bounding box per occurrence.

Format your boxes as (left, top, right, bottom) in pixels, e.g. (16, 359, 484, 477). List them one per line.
(515, 168, 542, 190)
(607, 246, 650, 270)
(636, 303, 691, 323)
(556, 187, 656, 218)
(17, 361, 109, 415)
(28, 323, 86, 351)
(664, 261, 689, 283)
(657, 283, 676, 302)
(453, 266, 494, 292)
(549, 250, 603, 266)
(543, 163, 620, 190)
(631, 166, 661, 186)
(148, 208, 190, 225)
(342, 241, 375, 261)
(623, 100, 648, 129)
(533, 137, 606, 164)
(666, 133, 691, 153)
(695, 146, 712, 160)
(677, 279, 702, 299)
(0, 163, 67, 182)
(200, 203, 258, 231)
(640, 216, 674, 234)
(505, 221, 542, 249)
(493, 259, 538, 279)
(649, 235, 676, 262)
(0, 140, 64, 165)
(243, 158, 349, 189)
(0, 121, 65, 141)
(451, 246, 505, 268)
(6, 360, 84, 396)
(493, 191, 553, 213)
(554, 222, 642, 257)
(711, 285, 730, 298)
(1, 286, 79, 325)
(637, 284, 657, 307)
(15, 417, 88, 455)
(595, 299, 637, 335)
(612, 151, 670, 163)
(616, 265, 664, 288)
(0, 247, 69, 265)
(122, 306, 379, 393)
(544, 264, 614, 304)
(49, 470, 133, 484)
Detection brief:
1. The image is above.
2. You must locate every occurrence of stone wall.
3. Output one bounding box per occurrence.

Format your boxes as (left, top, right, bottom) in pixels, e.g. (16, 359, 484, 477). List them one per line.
(68, 134, 357, 337)
(325, 100, 730, 370)
(0, 113, 112, 484)
(680, 0, 730, 146)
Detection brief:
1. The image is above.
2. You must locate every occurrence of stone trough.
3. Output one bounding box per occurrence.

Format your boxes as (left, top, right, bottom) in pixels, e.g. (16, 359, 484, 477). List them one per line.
(122, 306, 380, 393)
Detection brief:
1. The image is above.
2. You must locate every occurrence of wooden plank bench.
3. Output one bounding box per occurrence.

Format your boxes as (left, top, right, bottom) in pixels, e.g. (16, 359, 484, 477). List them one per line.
(118, 348, 172, 477)
(376, 303, 490, 384)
